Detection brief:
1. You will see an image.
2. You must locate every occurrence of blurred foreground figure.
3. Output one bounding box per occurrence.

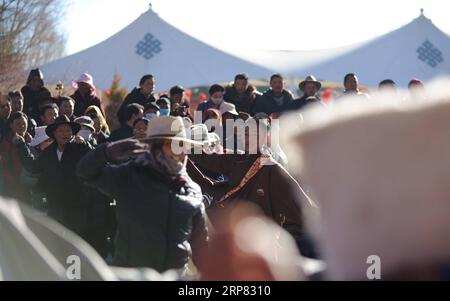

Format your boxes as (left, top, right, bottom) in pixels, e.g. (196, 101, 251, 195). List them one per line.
(199, 203, 324, 281)
(282, 81, 450, 280)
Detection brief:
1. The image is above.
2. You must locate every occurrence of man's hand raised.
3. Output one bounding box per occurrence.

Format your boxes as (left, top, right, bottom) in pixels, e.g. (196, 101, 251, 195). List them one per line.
(105, 139, 148, 161)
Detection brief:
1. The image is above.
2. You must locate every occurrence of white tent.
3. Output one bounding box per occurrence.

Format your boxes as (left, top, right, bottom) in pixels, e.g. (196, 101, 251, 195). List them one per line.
(237, 11, 450, 87)
(40, 8, 272, 92)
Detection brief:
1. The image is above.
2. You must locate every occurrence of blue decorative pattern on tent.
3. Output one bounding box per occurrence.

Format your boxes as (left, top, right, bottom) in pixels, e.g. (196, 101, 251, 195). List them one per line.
(136, 33, 163, 60)
(417, 40, 444, 68)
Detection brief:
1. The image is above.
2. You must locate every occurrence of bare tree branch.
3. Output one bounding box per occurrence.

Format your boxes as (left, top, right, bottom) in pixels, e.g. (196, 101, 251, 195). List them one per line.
(0, 0, 67, 91)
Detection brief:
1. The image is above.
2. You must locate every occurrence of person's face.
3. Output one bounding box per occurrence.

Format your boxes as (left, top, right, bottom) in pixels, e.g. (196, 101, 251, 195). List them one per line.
(42, 108, 58, 126)
(92, 116, 101, 133)
(29, 77, 42, 91)
(0, 102, 11, 120)
(133, 120, 148, 141)
(211, 91, 224, 100)
(158, 102, 169, 110)
(235, 79, 248, 95)
(53, 124, 73, 146)
(303, 82, 318, 97)
(11, 116, 28, 137)
(162, 140, 186, 163)
(270, 77, 284, 95)
(59, 100, 74, 117)
(141, 79, 154, 95)
(344, 75, 358, 92)
(78, 82, 92, 95)
(145, 107, 159, 114)
(11, 96, 23, 113)
(130, 109, 144, 125)
(171, 93, 184, 105)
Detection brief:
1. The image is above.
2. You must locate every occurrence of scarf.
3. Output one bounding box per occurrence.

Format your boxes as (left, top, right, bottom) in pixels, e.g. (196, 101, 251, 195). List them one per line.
(217, 154, 275, 205)
(134, 141, 187, 181)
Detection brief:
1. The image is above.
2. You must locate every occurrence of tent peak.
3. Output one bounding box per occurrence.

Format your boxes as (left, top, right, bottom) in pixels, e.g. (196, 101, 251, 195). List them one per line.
(414, 8, 431, 23)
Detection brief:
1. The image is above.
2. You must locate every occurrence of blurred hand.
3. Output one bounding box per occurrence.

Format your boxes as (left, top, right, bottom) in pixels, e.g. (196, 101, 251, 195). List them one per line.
(105, 139, 147, 161)
(24, 132, 33, 144)
(75, 135, 85, 144)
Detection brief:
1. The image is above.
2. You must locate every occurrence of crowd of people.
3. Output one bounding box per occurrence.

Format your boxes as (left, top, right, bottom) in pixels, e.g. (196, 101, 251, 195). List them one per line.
(0, 67, 434, 280)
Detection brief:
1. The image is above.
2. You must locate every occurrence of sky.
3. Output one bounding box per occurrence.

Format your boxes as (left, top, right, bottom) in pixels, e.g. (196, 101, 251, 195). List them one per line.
(62, 0, 450, 56)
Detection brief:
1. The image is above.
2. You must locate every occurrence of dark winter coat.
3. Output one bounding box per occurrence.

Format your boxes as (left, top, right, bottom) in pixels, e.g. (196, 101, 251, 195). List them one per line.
(290, 95, 321, 112)
(70, 90, 104, 118)
(17, 138, 93, 236)
(117, 88, 156, 124)
(76, 145, 209, 271)
(108, 125, 133, 142)
(253, 89, 294, 115)
(223, 85, 262, 115)
(21, 85, 52, 121)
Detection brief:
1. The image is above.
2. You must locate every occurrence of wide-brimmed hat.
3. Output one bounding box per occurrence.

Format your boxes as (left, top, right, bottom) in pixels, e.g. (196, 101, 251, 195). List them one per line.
(74, 116, 95, 132)
(144, 116, 203, 146)
(45, 115, 81, 139)
(284, 94, 450, 280)
(30, 126, 51, 147)
(220, 102, 239, 116)
(188, 124, 219, 145)
(299, 75, 322, 92)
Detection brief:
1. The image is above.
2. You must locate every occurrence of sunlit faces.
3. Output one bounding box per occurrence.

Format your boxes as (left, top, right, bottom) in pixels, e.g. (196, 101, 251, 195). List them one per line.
(141, 78, 155, 96)
(11, 116, 28, 137)
(78, 81, 92, 95)
(41, 107, 59, 126)
(344, 75, 359, 92)
(59, 99, 74, 117)
(133, 119, 148, 141)
(171, 92, 185, 105)
(11, 96, 23, 113)
(0, 102, 11, 120)
(270, 76, 284, 96)
(53, 124, 73, 146)
(303, 82, 319, 97)
(235, 79, 248, 95)
(162, 139, 186, 163)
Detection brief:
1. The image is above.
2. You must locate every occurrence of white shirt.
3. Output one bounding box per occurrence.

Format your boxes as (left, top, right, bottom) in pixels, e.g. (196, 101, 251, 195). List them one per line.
(56, 149, 63, 162)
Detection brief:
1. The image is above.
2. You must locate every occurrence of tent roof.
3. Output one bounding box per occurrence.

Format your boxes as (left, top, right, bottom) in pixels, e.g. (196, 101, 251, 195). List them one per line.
(236, 12, 450, 87)
(40, 8, 272, 92)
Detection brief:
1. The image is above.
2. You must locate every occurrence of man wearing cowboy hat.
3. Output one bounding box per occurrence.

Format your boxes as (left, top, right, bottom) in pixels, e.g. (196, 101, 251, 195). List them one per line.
(16, 115, 94, 240)
(77, 116, 208, 272)
(290, 75, 322, 111)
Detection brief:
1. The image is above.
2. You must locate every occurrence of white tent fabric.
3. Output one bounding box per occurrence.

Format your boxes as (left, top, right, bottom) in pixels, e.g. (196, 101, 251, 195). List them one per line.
(236, 13, 450, 87)
(40, 8, 272, 92)
(0, 198, 64, 280)
(0, 197, 177, 281)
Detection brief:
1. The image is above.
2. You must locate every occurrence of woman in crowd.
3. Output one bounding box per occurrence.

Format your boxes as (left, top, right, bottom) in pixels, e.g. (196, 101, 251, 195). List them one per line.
(71, 73, 105, 117)
(0, 112, 32, 202)
(84, 105, 110, 145)
(132, 117, 149, 141)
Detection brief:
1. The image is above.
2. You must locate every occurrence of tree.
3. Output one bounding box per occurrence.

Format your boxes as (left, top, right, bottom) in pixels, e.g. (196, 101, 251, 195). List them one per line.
(0, 0, 67, 91)
(104, 73, 128, 131)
